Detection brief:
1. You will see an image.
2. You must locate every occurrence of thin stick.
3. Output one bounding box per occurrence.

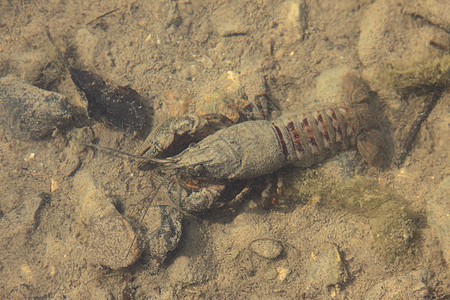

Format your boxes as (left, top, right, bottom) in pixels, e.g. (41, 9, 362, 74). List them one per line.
(86, 8, 119, 26)
(393, 87, 445, 167)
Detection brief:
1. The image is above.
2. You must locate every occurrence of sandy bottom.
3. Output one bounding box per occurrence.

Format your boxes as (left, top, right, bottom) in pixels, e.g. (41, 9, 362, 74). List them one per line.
(0, 0, 448, 299)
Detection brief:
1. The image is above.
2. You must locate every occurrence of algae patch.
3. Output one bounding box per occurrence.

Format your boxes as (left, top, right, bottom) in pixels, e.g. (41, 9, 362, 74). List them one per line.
(282, 170, 417, 263)
(326, 177, 416, 262)
(280, 168, 329, 206)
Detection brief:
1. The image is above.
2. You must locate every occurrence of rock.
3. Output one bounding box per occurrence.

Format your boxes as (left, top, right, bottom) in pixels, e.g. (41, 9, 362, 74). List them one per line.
(59, 155, 82, 177)
(250, 239, 283, 260)
(263, 268, 278, 280)
(6, 50, 64, 89)
(212, 3, 247, 37)
(142, 205, 183, 273)
(74, 171, 141, 269)
(0, 75, 72, 141)
(427, 176, 450, 271)
(68, 68, 149, 133)
(58, 127, 95, 177)
(369, 198, 416, 263)
(402, 0, 450, 32)
(357, 0, 449, 91)
(0, 193, 47, 250)
(365, 270, 430, 300)
(167, 255, 208, 287)
(279, 0, 308, 42)
(305, 66, 359, 108)
(69, 126, 95, 155)
(308, 243, 347, 288)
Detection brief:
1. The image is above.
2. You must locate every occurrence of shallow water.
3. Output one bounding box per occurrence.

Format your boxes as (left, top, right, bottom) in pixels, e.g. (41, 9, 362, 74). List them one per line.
(0, 0, 448, 298)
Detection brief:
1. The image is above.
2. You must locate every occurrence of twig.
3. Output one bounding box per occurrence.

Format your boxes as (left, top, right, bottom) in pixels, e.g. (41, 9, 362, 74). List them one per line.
(393, 87, 445, 167)
(86, 8, 119, 26)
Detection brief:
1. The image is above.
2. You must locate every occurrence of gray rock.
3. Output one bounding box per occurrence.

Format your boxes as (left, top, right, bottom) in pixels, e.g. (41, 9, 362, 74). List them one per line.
(365, 270, 430, 300)
(250, 238, 283, 260)
(0, 75, 71, 141)
(6, 50, 64, 88)
(58, 127, 95, 177)
(59, 155, 81, 177)
(142, 205, 183, 273)
(74, 171, 141, 269)
(357, 0, 448, 91)
(0, 193, 46, 250)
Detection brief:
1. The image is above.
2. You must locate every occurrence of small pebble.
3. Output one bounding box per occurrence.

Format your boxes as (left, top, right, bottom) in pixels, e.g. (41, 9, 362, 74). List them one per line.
(280, 0, 307, 41)
(50, 179, 59, 193)
(250, 239, 283, 260)
(24, 152, 35, 162)
(276, 267, 291, 282)
(20, 264, 33, 282)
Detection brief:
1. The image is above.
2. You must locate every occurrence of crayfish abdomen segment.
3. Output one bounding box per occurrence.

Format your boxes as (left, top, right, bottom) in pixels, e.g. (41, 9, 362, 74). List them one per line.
(273, 106, 365, 168)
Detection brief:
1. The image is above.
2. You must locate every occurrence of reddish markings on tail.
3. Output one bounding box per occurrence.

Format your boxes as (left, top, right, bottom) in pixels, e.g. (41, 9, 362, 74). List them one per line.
(336, 126, 344, 139)
(286, 121, 304, 152)
(338, 107, 356, 137)
(274, 125, 289, 159)
(328, 108, 344, 142)
(301, 118, 318, 147)
(331, 109, 338, 121)
(317, 113, 331, 143)
(313, 118, 323, 140)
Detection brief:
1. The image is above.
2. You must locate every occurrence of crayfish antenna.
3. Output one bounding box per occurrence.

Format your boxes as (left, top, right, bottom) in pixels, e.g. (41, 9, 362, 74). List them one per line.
(124, 171, 176, 261)
(86, 143, 176, 168)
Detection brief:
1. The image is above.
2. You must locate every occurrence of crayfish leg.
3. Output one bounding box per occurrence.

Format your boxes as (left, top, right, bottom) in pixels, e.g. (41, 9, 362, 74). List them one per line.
(175, 184, 226, 214)
(224, 184, 253, 212)
(260, 174, 284, 209)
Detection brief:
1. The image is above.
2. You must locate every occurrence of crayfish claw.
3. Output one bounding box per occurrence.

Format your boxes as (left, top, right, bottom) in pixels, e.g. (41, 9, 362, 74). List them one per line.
(137, 113, 234, 170)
